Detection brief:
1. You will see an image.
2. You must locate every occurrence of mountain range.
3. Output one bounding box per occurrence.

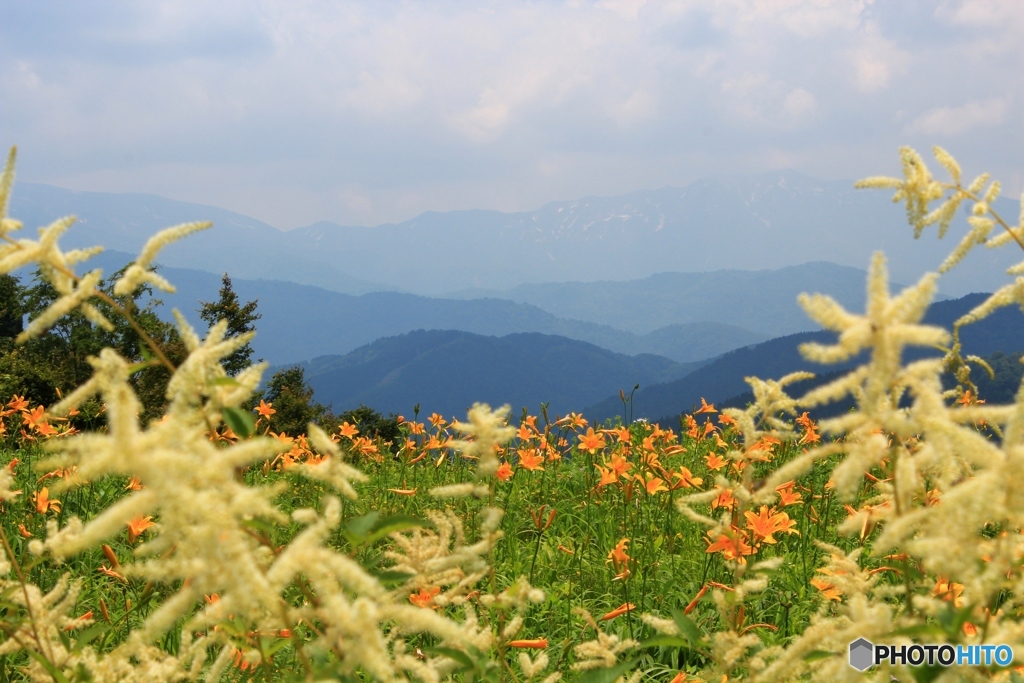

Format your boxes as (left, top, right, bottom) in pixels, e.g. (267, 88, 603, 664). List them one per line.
(58, 251, 922, 367)
(276, 171, 1022, 297)
(270, 292, 1024, 423)
(584, 293, 1024, 423)
(9, 171, 1021, 299)
(291, 330, 705, 419)
(70, 251, 771, 365)
(444, 262, 945, 338)
(275, 293, 1024, 424)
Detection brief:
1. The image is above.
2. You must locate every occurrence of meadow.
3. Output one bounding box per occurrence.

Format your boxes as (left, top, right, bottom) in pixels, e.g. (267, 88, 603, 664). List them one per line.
(0, 393, 855, 682)
(0, 145, 1021, 682)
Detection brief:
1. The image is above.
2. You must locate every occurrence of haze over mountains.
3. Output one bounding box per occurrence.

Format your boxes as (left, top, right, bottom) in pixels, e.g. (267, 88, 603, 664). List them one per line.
(290, 330, 704, 419)
(9, 172, 1023, 424)
(445, 262, 945, 338)
(10, 171, 1021, 299)
(585, 293, 1024, 423)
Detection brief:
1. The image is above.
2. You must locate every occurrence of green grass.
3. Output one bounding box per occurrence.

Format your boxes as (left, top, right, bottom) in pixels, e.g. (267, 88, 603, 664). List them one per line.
(0, 404, 900, 681)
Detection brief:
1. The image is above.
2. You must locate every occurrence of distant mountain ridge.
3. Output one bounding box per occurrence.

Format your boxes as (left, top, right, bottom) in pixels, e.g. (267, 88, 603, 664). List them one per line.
(584, 293, 1024, 423)
(9, 183, 387, 295)
(10, 171, 1020, 298)
(445, 262, 948, 338)
(292, 171, 1020, 296)
(73, 251, 768, 366)
(289, 330, 704, 419)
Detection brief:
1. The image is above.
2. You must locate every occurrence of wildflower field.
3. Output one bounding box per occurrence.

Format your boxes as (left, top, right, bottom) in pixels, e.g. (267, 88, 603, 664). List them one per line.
(0, 144, 1022, 682)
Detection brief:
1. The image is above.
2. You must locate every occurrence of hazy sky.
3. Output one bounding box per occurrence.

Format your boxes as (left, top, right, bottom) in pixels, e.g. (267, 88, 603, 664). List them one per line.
(2, 0, 1021, 230)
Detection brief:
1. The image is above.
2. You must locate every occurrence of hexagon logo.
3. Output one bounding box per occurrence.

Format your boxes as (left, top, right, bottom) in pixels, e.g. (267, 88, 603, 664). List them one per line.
(849, 638, 874, 671)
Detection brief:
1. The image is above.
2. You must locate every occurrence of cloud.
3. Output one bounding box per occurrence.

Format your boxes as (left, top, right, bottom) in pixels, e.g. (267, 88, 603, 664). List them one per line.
(906, 99, 1009, 136)
(1, 0, 1023, 229)
(782, 88, 817, 119)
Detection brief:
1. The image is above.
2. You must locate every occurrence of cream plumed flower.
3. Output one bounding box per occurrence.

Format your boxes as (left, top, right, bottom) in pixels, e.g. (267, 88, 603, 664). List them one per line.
(449, 402, 515, 479)
(114, 221, 211, 296)
(798, 252, 948, 408)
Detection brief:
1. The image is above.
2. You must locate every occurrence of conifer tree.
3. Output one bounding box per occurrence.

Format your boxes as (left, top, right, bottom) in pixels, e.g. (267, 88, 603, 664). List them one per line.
(0, 274, 23, 340)
(198, 273, 261, 376)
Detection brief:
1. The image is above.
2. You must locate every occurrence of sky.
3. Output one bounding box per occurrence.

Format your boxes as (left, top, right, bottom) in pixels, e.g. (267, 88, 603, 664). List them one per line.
(1, 0, 1022, 230)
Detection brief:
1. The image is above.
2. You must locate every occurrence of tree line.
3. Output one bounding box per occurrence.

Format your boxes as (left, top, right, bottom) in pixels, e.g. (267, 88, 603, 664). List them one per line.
(0, 269, 401, 443)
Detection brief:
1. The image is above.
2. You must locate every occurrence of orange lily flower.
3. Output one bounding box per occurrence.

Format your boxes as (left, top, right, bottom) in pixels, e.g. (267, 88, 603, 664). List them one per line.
(775, 481, 802, 506)
(577, 427, 607, 454)
(705, 527, 754, 563)
(933, 577, 965, 607)
(810, 568, 844, 601)
(555, 412, 588, 429)
(607, 452, 632, 479)
(606, 538, 631, 576)
(495, 462, 514, 481)
(705, 453, 727, 470)
(636, 472, 668, 495)
(509, 638, 548, 649)
(594, 465, 617, 489)
(518, 449, 544, 472)
(710, 488, 736, 511)
(127, 516, 156, 543)
(125, 475, 144, 491)
(338, 421, 359, 439)
(256, 400, 276, 418)
(670, 467, 703, 490)
(63, 611, 93, 631)
(695, 398, 717, 414)
(98, 565, 128, 583)
(599, 602, 635, 621)
(387, 488, 417, 496)
(684, 584, 710, 614)
(7, 395, 29, 413)
(32, 487, 61, 514)
(409, 586, 441, 609)
(744, 506, 799, 544)
(22, 405, 46, 429)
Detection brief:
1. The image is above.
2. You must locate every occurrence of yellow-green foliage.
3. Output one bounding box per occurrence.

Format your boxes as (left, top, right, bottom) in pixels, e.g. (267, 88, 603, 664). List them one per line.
(0, 142, 1021, 682)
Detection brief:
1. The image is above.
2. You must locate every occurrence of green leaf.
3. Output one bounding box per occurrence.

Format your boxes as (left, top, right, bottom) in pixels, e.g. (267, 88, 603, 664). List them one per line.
(885, 623, 946, 639)
(670, 609, 709, 652)
(362, 515, 426, 545)
(802, 650, 835, 662)
(26, 651, 70, 683)
(936, 603, 976, 638)
(423, 646, 475, 671)
(261, 635, 293, 658)
(72, 623, 111, 653)
(370, 569, 416, 585)
(639, 636, 692, 649)
(222, 407, 255, 439)
(910, 665, 945, 683)
(575, 658, 640, 683)
(241, 518, 277, 535)
(126, 361, 151, 376)
(345, 511, 380, 542)
(344, 513, 425, 548)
